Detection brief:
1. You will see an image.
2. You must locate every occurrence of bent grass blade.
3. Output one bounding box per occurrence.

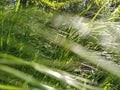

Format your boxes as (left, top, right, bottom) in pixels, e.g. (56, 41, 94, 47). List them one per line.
(0, 64, 56, 90)
(0, 53, 103, 90)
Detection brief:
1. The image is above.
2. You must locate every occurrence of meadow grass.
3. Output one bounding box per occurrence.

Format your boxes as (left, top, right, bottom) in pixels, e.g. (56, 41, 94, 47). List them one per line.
(0, 6, 120, 90)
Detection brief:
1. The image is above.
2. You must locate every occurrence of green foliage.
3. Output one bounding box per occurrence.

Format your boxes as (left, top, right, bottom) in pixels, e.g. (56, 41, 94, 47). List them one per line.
(0, 0, 10, 5)
(0, 0, 120, 90)
(15, 0, 21, 12)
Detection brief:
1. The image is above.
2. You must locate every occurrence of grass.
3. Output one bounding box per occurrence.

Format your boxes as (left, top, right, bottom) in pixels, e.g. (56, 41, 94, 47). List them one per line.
(0, 3, 120, 90)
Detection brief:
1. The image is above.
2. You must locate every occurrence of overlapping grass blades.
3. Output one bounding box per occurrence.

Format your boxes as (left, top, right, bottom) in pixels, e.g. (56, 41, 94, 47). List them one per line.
(0, 8, 120, 90)
(0, 53, 102, 90)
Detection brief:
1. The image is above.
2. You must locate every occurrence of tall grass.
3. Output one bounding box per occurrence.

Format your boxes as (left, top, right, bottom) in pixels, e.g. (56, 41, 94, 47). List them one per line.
(0, 6, 120, 90)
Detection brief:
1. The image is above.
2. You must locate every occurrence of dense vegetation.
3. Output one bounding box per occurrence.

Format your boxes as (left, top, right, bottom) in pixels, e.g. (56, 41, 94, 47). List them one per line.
(0, 0, 120, 90)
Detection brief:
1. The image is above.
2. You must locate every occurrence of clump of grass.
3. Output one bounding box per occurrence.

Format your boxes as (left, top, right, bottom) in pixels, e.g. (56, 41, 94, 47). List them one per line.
(0, 7, 120, 90)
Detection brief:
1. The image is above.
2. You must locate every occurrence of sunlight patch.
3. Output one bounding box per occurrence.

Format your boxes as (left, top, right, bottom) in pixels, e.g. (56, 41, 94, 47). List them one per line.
(54, 15, 90, 35)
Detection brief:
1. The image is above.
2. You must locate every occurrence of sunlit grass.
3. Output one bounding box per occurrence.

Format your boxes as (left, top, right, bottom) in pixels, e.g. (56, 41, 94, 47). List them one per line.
(0, 7, 120, 90)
